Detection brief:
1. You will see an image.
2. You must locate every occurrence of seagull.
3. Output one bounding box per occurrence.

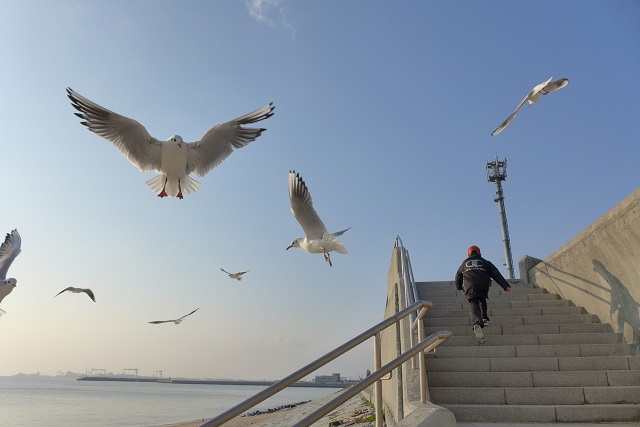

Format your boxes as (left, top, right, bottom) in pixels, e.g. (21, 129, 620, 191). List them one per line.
(0, 229, 21, 317)
(148, 308, 199, 325)
(220, 268, 249, 281)
(491, 77, 569, 136)
(54, 287, 96, 302)
(67, 88, 275, 199)
(286, 171, 350, 267)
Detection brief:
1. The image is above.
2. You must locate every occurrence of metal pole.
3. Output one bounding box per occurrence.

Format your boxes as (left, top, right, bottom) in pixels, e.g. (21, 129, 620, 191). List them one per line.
(374, 332, 383, 427)
(487, 157, 515, 280)
(493, 179, 515, 279)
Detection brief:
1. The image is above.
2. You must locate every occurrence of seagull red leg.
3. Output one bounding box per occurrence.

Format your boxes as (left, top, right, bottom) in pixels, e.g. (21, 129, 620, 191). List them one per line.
(177, 177, 184, 199)
(323, 250, 333, 267)
(158, 177, 168, 198)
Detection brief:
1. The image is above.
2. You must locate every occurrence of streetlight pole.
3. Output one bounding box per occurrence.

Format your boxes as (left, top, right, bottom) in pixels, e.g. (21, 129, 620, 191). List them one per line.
(486, 156, 515, 280)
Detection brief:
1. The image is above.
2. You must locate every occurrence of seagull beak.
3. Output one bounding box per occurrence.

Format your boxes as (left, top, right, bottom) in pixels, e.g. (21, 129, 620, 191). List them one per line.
(286, 244, 293, 250)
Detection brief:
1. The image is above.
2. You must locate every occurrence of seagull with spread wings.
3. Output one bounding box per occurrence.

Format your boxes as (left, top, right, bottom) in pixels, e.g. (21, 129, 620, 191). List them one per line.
(491, 77, 569, 136)
(148, 308, 199, 325)
(67, 88, 275, 199)
(54, 287, 96, 302)
(286, 171, 350, 267)
(220, 268, 249, 281)
(0, 229, 22, 317)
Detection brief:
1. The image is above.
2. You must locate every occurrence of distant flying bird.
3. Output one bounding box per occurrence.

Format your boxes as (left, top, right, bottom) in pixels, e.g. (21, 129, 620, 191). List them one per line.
(0, 229, 22, 317)
(220, 268, 249, 281)
(491, 77, 569, 136)
(54, 287, 96, 302)
(286, 171, 350, 267)
(67, 88, 275, 199)
(148, 308, 199, 325)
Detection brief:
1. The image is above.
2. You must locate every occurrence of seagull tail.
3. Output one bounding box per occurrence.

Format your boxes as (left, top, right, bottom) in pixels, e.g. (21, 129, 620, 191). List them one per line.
(180, 175, 201, 195)
(145, 174, 201, 197)
(146, 175, 166, 194)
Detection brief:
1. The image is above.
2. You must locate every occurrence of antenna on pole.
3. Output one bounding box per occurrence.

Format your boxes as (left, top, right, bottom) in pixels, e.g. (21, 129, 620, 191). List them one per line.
(486, 155, 515, 280)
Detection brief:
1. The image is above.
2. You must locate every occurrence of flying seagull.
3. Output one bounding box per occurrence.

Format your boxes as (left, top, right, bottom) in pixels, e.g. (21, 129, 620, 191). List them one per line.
(220, 268, 249, 281)
(0, 229, 22, 317)
(149, 308, 199, 325)
(67, 88, 275, 199)
(286, 171, 350, 267)
(54, 287, 96, 302)
(491, 77, 569, 136)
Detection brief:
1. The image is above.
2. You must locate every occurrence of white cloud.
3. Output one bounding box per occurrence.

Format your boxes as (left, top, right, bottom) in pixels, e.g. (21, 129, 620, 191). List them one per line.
(246, 0, 296, 37)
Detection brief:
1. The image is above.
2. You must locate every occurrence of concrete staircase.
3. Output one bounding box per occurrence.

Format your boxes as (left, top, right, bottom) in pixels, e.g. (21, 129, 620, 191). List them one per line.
(417, 280, 640, 423)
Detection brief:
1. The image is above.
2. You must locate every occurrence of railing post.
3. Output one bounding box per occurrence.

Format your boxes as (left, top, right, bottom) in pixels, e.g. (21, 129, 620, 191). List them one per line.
(374, 331, 383, 427)
(418, 317, 427, 403)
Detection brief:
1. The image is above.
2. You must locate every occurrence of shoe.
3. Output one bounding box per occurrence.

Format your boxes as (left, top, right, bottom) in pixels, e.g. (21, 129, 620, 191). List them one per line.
(473, 324, 486, 343)
(483, 318, 490, 326)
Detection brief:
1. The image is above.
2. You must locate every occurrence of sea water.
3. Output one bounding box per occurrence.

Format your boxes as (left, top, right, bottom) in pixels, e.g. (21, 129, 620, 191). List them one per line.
(0, 375, 342, 427)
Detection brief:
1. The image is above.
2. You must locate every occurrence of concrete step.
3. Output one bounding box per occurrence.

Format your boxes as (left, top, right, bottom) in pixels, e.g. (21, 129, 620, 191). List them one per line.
(441, 403, 640, 423)
(425, 293, 562, 305)
(429, 386, 640, 405)
(425, 306, 585, 318)
(424, 299, 571, 310)
(416, 281, 533, 292)
(421, 287, 546, 299)
(425, 356, 640, 372)
(427, 343, 637, 359)
(425, 313, 598, 327)
(417, 279, 638, 424)
(428, 369, 640, 388)
(442, 332, 623, 346)
(424, 322, 611, 337)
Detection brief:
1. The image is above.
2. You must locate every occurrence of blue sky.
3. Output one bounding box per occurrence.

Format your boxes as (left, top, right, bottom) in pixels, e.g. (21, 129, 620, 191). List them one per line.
(1, 1, 639, 380)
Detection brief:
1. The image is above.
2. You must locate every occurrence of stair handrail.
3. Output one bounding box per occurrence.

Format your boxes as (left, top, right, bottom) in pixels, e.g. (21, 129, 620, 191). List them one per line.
(293, 330, 452, 427)
(395, 236, 419, 324)
(199, 300, 451, 427)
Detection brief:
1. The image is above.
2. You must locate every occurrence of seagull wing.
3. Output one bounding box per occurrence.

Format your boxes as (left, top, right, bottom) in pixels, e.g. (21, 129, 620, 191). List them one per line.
(177, 308, 200, 321)
(236, 271, 249, 276)
(331, 227, 351, 237)
(289, 171, 328, 240)
(148, 320, 174, 324)
(186, 103, 275, 177)
(54, 287, 74, 297)
(0, 230, 21, 280)
(542, 77, 569, 94)
(83, 289, 96, 302)
(491, 96, 527, 136)
(0, 286, 13, 305)
(67, 88, 162, 172)
(220, 268, 232, 276)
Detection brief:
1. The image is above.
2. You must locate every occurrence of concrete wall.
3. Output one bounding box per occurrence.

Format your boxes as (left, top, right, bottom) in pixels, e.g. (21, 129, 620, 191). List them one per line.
(381, 246, 406, 426)
(521, 187, 640, 348)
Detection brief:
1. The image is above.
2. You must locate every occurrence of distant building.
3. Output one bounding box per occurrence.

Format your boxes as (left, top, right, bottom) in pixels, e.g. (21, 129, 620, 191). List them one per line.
(314, 373, 342, 384)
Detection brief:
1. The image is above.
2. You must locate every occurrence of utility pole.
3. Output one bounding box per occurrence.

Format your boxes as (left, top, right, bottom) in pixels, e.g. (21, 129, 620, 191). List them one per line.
(486, 156, 515, 280)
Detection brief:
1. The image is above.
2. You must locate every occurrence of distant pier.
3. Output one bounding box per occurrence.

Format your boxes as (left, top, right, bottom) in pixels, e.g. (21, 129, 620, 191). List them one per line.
(76, 376, 348, 388)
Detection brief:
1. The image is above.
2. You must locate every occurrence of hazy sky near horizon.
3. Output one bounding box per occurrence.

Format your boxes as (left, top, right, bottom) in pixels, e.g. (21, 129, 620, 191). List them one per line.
(1, 1, 639, 380)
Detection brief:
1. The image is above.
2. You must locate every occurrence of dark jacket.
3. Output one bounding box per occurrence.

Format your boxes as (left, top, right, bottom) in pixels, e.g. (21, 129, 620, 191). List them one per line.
(455, 255, 510, 299)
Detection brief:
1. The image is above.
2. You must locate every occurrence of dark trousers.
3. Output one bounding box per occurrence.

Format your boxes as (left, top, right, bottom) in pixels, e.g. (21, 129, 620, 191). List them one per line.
(468, 297, 488, 328)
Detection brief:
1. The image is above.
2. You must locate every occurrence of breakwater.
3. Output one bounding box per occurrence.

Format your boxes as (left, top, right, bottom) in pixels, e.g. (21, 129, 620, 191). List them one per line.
(77, 376, 348, 388)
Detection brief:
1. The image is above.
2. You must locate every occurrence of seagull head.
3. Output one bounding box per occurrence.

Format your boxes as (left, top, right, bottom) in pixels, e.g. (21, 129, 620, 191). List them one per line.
(168, 135, 184, 147)
(3, 279, 16, 287)
(174, 319, 183, 325)
(286, 239, 302, 250)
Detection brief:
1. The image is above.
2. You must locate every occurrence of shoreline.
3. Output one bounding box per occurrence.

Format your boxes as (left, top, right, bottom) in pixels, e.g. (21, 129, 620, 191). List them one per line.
(160, 389, 375, 427)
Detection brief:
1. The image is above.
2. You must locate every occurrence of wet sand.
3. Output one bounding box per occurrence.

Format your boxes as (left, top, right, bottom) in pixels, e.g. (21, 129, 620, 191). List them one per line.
(163, 390, 374, 427)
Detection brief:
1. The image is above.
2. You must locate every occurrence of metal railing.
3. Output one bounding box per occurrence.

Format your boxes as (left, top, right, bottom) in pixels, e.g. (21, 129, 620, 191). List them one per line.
(199, 301, 451, 427)
(396, 236, 418, 323)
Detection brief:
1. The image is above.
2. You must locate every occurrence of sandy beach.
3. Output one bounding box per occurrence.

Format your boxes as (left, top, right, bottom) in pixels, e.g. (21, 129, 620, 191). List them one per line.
(163, 390, 375, 427)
